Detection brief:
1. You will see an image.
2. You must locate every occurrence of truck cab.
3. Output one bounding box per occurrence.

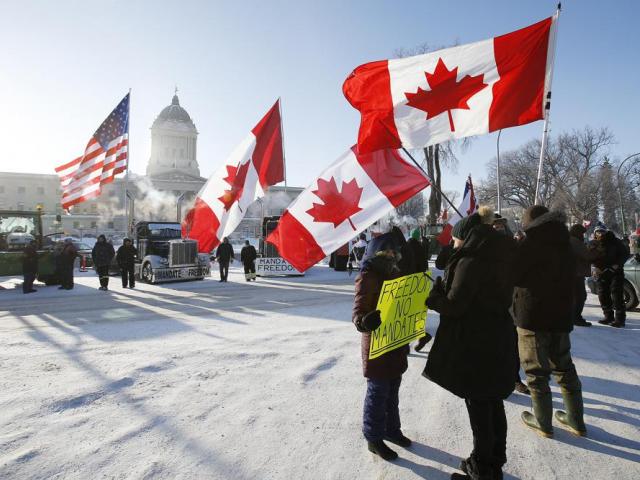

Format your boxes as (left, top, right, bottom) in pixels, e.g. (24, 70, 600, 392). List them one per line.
(134, 221, 210, 283)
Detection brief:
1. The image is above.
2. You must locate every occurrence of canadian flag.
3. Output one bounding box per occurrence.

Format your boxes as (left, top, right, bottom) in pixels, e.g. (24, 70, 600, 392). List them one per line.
(267, 146, 430, 272)
(437, 176, 478, 246)
(343, 15, 557, 154)
(183, 100, 284, 252)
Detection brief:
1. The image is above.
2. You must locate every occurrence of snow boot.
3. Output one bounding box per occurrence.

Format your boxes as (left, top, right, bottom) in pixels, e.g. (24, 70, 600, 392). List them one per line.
(610, 311, 625, 328)
(453, 456, 495, 480)
(555, 390, 587, 437)
(415, 333, 432, 352)
(367, 440, 398, 461)
(574, 317, 592, 327)
(598, 310, 614, 325)
(521, 392, 553, 438)
(384, 431, 412, 448)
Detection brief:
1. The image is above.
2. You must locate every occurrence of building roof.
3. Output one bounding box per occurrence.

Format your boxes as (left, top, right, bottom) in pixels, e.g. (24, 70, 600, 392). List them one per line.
(151, 94, 197, 133)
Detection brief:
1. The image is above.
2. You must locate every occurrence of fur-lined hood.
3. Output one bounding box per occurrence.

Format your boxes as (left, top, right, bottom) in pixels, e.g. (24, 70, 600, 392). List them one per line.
(523, 210, 569, 246)
(523, 210, 567, 232)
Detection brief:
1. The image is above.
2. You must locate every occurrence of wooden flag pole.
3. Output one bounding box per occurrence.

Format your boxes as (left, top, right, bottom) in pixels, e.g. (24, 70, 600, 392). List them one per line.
(534, 3, 562, 205)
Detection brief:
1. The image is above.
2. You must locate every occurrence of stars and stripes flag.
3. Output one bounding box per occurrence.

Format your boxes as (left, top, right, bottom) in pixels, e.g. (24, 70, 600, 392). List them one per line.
(55, 93, 130, 210)
(437, 176, 477, 246)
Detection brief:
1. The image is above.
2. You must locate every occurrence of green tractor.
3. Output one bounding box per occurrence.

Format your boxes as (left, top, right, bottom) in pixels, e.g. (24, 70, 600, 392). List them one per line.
(0, 209, 60, 284)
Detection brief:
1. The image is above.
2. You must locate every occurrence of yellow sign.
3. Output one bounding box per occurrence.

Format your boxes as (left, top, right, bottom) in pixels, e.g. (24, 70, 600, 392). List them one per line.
(369, 272, 431, 360)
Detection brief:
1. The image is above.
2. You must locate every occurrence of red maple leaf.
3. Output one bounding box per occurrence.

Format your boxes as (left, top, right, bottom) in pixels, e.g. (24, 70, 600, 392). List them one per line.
(218, 160, 251, 212)
(306, 177, 363, 230)
(405, 58, 487, 132)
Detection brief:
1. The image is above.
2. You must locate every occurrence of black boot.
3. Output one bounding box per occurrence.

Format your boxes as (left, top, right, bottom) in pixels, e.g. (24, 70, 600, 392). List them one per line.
(598, 310, 614, 325)
(367, 440, 397, 461)
(610, 310, 626, 328)
(384, 431, 412, 448)
(574, 317, 592, 327)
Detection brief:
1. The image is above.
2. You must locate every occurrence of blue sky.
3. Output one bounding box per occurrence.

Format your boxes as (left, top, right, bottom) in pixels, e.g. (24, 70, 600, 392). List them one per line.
(0, 0, 638, 196)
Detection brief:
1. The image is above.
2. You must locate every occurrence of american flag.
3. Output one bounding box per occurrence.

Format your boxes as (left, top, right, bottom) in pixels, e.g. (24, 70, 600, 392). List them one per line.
(55, 93, 129, 210)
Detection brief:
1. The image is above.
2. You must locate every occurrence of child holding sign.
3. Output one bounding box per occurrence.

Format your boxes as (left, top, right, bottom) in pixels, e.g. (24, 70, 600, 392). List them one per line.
(352, 231, 411, 462)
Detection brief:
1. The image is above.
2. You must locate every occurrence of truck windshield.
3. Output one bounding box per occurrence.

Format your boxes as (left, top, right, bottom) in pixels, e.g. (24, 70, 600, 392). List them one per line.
(148, 223, 181, 238)
(0, 215, 37, 251)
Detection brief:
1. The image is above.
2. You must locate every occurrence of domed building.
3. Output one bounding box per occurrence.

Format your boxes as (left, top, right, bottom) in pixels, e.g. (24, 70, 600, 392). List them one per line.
(147, 90, 204, 183)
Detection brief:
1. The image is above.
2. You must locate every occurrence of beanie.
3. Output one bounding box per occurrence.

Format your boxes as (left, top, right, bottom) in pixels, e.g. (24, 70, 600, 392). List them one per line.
(411, 228, 421, 240)
(451, 214, 480, 241)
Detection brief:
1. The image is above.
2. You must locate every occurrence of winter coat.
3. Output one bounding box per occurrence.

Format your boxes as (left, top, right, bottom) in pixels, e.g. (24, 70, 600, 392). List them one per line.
(61, 243, 78, 266)
(215, 243, 234, 263)
(435, 243, 453, 270)
(424, 224, 516, 400)
(116, 244, 137, 267)
(240, 245, 257, 265)
(570, 236, 592, 278)
(512, 211, 575, 333)
(589, 231, 630, 276)
(22, 244, 38, 274)
(92, 241, 115, 267)
(407, 237, 428, 273)
(353, 234, 408, 380)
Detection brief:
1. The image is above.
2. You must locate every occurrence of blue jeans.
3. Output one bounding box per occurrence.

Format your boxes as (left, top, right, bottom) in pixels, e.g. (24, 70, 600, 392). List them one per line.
(363, 377, 402, 442)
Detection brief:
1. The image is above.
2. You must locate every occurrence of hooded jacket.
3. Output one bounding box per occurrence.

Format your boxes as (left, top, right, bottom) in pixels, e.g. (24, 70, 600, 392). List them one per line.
(424, 223, 516, 399)
(512, 211, 575, 332)
(352, 232, 408, 379)
(92, 236, 115, 268)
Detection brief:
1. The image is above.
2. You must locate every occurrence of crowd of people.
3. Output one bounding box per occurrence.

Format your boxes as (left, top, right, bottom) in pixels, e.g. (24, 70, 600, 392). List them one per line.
(351, 206, 633, 480)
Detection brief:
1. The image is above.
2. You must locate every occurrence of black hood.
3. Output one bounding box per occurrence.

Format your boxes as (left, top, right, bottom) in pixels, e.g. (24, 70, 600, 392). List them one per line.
(523, 211, 569, 246)
(360, 231, 403, 274)
(453, 223, 510, 263)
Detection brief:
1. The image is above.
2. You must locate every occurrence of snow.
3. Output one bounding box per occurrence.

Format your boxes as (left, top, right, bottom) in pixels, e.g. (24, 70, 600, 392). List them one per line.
(0, 265, 639, 479)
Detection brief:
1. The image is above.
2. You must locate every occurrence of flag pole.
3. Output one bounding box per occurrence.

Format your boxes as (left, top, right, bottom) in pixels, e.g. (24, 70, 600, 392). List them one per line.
(496, 129, 502, 214)
(534, 3, 561, 205)
(125, 88, 131, 237)
(278, 97, 287, 192)
(399, 146, 463, 218)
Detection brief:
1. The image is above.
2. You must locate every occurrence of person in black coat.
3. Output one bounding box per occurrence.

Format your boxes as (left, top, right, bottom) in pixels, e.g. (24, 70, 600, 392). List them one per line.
(353, 231, 411, 462)
(240, 240, 257, 282)
(589, 226, 630, 328)
(22, 240, 38, 294)
(116, 238, 137, 288)
(59, 239, 79, 290)
(512, 206, 586, 440)
(92, 235, 115, 291)
(424, 206, 516, 480)
(215, 237, 234, 282)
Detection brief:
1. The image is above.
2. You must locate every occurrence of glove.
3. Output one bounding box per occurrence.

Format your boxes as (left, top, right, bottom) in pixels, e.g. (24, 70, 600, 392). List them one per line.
(426, 277, 445, 309)
(358, 310, 382, 332)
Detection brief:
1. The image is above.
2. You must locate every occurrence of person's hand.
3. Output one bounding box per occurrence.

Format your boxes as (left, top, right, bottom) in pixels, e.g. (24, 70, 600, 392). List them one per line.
(426, 277, 444, 309)
(357, 310, 382, 332)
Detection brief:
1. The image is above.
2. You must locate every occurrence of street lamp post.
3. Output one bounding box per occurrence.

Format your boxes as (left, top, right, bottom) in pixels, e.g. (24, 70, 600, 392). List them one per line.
(616, 152, 640, 235)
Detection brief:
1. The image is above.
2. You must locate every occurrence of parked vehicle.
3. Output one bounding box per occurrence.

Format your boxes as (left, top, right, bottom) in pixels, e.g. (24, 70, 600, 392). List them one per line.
(587, 255, 639, 311)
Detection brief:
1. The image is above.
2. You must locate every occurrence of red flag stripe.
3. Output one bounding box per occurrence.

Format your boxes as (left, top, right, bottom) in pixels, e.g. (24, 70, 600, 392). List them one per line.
(266, 211, 325, 273)
(251, 99, 284, 187)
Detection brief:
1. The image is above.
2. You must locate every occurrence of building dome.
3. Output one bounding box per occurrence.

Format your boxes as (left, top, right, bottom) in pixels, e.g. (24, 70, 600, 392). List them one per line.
(152, 94, 197, 132)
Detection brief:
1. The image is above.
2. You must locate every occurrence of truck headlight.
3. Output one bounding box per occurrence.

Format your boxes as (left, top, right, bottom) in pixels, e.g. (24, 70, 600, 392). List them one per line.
(160, 258, 168, 264)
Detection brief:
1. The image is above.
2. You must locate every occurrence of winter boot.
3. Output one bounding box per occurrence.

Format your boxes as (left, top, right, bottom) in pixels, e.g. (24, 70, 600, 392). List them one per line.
(367, 440, 397, 461)
(384, 431, 412, 448)
(574, 317, 592, 327)
(453, 455, 494, 480)
(598, 310, 614, 325)
(415, 333, 432, 352)
(555, 389, 587, 437)
(521, 392, 553, 438)
(610, 310, 626, 328)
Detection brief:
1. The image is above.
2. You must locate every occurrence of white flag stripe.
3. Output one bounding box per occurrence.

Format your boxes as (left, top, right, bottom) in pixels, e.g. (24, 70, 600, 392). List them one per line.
(60, 137, 127, 192)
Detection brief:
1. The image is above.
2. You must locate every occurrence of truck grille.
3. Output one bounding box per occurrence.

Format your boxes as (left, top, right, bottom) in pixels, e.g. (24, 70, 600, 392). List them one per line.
(169, 240, 198, 267)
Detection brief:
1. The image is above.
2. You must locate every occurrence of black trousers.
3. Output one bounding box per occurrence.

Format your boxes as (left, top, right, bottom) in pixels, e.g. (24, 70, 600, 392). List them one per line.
(243, 261, 256, 275)
(61, 263, 74, 289)
(573, 277, 587, 322)
(219, 261, 230, 281)
(23, 272, 36, 293)
(96, 265, 110, 288)
(121, 265, 135, 287)
(597, 271, 625, 319)
(464, 398, 507, 470)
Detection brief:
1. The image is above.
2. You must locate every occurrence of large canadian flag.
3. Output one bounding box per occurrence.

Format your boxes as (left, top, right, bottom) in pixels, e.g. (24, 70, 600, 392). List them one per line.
(437, 176, 478, 246)
(343, 15, 557, 154)
(267, 146, 430, 272)
(183, 100, 284, 252)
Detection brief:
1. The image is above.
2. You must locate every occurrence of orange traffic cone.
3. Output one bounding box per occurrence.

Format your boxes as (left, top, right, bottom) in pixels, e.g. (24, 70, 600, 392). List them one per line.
(80, 255, 87, 272)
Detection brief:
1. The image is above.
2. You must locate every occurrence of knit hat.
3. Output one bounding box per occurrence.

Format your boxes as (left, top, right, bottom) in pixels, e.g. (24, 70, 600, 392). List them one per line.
(594, 223, 607, 233)
(411, 228, 421, 240)
(451, 206, 494, 241)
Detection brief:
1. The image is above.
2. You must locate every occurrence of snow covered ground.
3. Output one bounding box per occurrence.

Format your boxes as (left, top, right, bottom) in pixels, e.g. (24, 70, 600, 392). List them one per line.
(0, 265, 638, 479)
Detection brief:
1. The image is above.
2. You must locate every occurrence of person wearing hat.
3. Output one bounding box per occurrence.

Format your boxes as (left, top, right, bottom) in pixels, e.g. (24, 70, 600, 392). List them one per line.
(59, 238, 79, 290)
(92, 234, 115, 291)
(116, 238, 138, 288)
(512, 205, 587, 440)
(353, 230, 411, 462)
(569, 224, 594, 327)
(589, 224, 630, 328)
(424, 206, 516, 480)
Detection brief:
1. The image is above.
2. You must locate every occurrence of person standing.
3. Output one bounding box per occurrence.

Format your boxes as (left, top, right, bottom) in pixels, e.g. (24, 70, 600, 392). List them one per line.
(22, 240, 38, 294)
(569, 224, 593, 327)
(590, 225, 630, 328)
(59, 238, 79, 290)
(424, 207, 516, 480)
(240, 240, 257, 282)
(92, 235, 115, 291)
(353, 231, 411, 462)
(513, 206, 587, 439)
(215, 237, 234, 282)
(116, 238, 137, 289)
